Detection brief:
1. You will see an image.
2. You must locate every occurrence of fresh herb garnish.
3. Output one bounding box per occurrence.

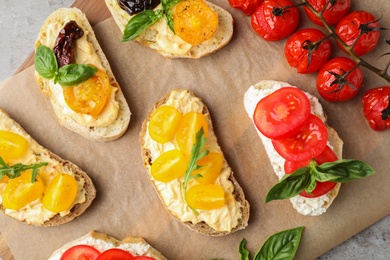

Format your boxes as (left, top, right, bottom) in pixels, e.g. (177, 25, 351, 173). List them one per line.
(0, 157, 48, 183)
(266, 159, 375, 202)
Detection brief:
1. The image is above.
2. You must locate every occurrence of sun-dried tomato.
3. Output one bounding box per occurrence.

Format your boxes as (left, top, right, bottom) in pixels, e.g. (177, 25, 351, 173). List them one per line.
(118, 0, 160, 15)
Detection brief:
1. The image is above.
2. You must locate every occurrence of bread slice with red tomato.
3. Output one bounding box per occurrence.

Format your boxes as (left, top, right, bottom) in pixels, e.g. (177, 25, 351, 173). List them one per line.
(140, 89, 250, 236)
(243, 80, 343, 216)
(48, 230, 167, 260)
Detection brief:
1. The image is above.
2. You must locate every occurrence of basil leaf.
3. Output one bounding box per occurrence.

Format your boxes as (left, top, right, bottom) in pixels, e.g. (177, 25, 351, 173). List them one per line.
(239, 239, 250, 260)
(253, 227, 304, 260)
(317, 159, 375, 183)
(265, 167, 311, 203)
(122, 10, 163, 42)
(34, 45, 58, 79)
(56, 64, 98, 86)
(165, 11, 175, 33)
(161, 0, 181, 32)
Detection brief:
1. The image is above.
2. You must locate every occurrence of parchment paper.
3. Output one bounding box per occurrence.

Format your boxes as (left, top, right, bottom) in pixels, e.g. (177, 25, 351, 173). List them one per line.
(1, 1, 390, 259)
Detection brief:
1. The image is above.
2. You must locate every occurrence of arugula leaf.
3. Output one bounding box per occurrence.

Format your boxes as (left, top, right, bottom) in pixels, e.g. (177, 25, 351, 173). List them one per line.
(57, 64, 98, 86)
(122, 10, 163, 42)
(239, 238, 250, 260)
(0, 157, 48, 183)
(34, 45, 58, 79)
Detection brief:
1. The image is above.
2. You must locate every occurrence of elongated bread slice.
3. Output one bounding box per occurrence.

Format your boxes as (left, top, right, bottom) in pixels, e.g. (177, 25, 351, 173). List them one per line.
(243, 80, 343, 216)
(48, 230, 167, 260)
(34, 8, 131, 141)
(140, 89, 249, 236)
(105, 0, 233, 58)
(0, 108, 96, 226)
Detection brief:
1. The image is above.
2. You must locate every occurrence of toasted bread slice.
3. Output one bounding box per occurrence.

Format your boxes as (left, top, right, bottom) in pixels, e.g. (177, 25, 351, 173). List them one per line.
(105, 0, 233, 58)
(243, 80, 343, 216)
(34, 8, 131, 141)
(140, 89, 249, 236)
(0, 108, 96, 226)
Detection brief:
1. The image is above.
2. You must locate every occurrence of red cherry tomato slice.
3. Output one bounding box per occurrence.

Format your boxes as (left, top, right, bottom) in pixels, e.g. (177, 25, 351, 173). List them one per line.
(362, 86, 390, 131)
(228, 0, 263, 16)
(284, 145, 337, 198)
(304, 0, 351, 26)
(253, 87, 311, 139)
(61, 245, 101, 260)
(272, 114, 328, 162)
(96, 248, 134, 260)
(134, 257, 156, 260)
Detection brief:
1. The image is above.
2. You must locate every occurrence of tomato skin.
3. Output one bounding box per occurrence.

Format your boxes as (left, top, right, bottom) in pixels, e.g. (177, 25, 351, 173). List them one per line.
(316, 57, 363, 102)
(193, 152, 223, 184)
(148, 106, 182, 144)
(133, 257, 155, 260)
(362, 86, 390, 131)
(151, 149, 189, 183)
(304, 0, 351, 26)
(0, 130, 29, 162)
(284, 28, 332, 74)
(336, 11, 380, 56)
(96, 248, 134, 260)
(228, 0, 263, 16)
(186, 184, 225, 210)
(272, 114, 328, 162)
(61, 245, 101, 260)
(251, 0, 299, 41)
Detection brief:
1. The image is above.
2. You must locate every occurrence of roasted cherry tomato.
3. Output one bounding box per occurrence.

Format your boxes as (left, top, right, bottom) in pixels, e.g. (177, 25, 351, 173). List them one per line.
(173, 0, 218, 45)
(362, 86, 390, 131)
(272, 114, 328, 162)
(2, 170, 44, 210)
(63, 68, 111, 117)
(148, 106, 182, 144)
(251, 0, 299, 41)
(0, 130, 29, 162)
(228, 0, 263, 16)
(285, 28, 332, 74)
(151, 149, 189, 182)
(193, 152, 223, 184)
(186, 183, 225, 210)
(96, 248, 134, 260)
(42, 173, 78, 213)
(61, 245, 101, 260)
(253, 87, 311, 139)
(284, 145, 338, 198)
(335, 11, 380, 56)
(304, 0, 351, 26)
(316, 57, 363, 102)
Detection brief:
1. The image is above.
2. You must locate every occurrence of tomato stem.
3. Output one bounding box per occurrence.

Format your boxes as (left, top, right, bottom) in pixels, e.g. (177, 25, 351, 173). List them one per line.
(382, 93, 390, 120)
(272, 3, 305, 17)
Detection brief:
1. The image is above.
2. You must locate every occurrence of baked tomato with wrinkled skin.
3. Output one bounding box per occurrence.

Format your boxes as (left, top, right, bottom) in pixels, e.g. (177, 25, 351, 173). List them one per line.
(362, 86, 390, 131)
(304, 0, 351, 26)
(228, 0, 263, 15)
(61, 245, 101, 260)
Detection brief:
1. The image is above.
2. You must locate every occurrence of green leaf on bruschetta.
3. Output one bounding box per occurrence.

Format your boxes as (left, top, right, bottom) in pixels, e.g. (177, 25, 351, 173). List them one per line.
(122, 9, 163, 42)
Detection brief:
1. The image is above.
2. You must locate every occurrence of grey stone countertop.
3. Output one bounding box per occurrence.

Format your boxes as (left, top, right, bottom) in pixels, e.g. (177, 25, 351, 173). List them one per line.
(0, 0, 389, 259)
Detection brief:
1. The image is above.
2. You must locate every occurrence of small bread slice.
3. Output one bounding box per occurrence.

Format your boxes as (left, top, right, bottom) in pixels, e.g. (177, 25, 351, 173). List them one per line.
(243, 80, 343, 216)
(140, 89, 249, 236)
(0, 108, 96, 226)
(105, 0, 233, 58)
(34, 8, 131, 141)
(48, 230, 167, 260)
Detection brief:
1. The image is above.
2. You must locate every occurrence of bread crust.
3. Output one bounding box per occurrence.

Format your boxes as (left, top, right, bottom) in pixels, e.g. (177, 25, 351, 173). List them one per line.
(0, 108, 96, 226)
(140, 89, 249, 236)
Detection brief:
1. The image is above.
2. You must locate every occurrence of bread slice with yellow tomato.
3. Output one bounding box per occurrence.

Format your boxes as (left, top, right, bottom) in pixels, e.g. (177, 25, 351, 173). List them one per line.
(34, 8, 131, 141)
(140, 89, 249, 236)
(105, 0, 233, 58)
(0, 109, 95, 226)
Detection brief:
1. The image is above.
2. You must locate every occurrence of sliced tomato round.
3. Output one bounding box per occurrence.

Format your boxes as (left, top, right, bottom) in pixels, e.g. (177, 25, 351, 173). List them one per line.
(133, 257, 156, 260)
(272, 114, 328, 161)
(96, 248, 134, 260)
(253, 87, 311, 139)
(61, 245, 101, 260)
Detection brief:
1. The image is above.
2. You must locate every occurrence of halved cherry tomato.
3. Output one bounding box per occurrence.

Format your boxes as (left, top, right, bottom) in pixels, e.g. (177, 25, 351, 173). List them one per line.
(193, 152, 223, 184)
(186, 184, 225, 210)
(0, 175, 9, 183)
(148, 106, 182, 144)
(362, 86, 390, 131)
(335, 10, 380, 56)
(61, 245, 101, 260)
(42, 173, 78, 213)
(304, 0, 351, 26)
(175, 112, 209, 155)
(253, 87, 311, 139)
(173, 0, 218, 45)
(96, 248, 134, 260)
(228, 0, 263, 16)
(272, 114, 328, 162)
(63, 68, 111, 117)
(284, 145, 338, 198)
(151, 150, 189, 182)
(0, 130, 29, 162)
(284, 28, 332, 74)
(251, 0, 299, 41)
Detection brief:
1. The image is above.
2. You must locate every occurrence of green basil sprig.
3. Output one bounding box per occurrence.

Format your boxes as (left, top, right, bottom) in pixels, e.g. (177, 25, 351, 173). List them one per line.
(34, 45, 97, 86)
(266, 159, 375, 203)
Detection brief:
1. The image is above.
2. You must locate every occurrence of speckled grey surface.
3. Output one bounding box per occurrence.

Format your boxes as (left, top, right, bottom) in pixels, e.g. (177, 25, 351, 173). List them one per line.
(0, 0, 389, 259)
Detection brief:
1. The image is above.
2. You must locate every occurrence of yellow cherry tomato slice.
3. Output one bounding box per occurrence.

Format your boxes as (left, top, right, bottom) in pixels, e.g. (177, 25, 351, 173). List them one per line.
(0, 175, 9, 184)
(63, 68, 111, 118)
(193, 152, 223, 184)
(2, 170, 44, 210)
(148, 106, 182, 144)
(173, 0, 219, 45)
(0, 130, 29, 161)
(175, 112, 209, 155)
(185, 183, 225, 210)
(151, 149, 189, 183)
(42, 173, 78, 213)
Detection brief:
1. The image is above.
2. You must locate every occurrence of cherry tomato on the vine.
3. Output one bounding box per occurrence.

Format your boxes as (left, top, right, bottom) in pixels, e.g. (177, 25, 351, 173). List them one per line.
(316, 57, 363, 102)
(304, 0, 351, 26)
(335, 10, 380, 56)
(228, 0, 263, 16)
(251, 0, 299, 41)
(362, 86, 390, 131)
(285, 28, 332, 74)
